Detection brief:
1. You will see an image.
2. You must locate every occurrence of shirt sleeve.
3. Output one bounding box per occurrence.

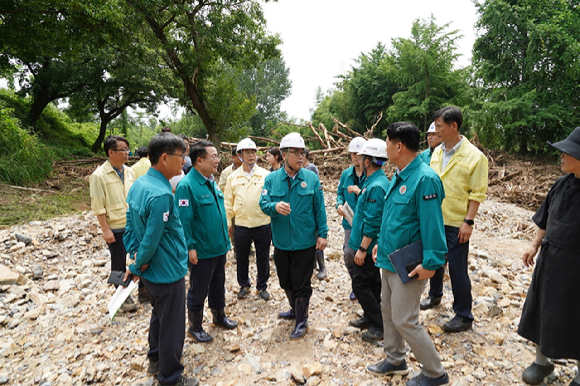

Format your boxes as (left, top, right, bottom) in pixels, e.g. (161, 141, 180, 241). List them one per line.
(89, 173, 107, 215)
(259, 174, 279, 217)
(129, 194, 172, 275)
(417, 175, 448, 271)
(467, 153, 489, 203)
(336, 171, 346, 208)
(360, 185, 386, 240)
(532, 176, 565, 230)
(175, 184, 197, 251)
(224, 173, 235, 226)
(123, 206, 138, 256)
(313, 178, 328, 239)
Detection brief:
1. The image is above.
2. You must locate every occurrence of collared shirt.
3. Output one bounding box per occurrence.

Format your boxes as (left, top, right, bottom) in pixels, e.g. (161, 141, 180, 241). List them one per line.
(430, 136, 489, 227)
(124, 168, 188, 284)
(131, 157, 151, 180)
(175, 168, 230, 259)
(90, 160, 135, 230)
(218, 163, 237, 192)
(336, 166, 366, 230)
(376, 156, 447, 273)
(260, 168, 328, 251)
(441, 138, 463, 170)
(224, 165, 271, 228)
(348, 170, 389, 253)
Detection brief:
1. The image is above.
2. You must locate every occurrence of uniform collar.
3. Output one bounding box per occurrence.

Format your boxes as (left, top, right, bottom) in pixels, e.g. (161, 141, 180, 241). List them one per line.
(394, 156, 422, 182)
(147, 168, 173, 190)
(192, 168, 214, 185)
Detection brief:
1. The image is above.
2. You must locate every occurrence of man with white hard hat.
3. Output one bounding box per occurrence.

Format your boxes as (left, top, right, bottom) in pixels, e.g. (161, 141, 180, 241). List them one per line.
(259, 132, 328, 340)
(347, 138, 390, 343)
(224, 138, 272, 301)
(420, 122, 442, 165)
(336, 137, 367, 300)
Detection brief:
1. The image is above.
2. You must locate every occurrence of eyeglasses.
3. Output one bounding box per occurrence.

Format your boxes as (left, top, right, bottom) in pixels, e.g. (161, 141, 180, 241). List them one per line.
(288, 150, 306, 157)
(168, 153, 186, 160)
(114, 148, 131, 153)
(202, 154, 220, 160)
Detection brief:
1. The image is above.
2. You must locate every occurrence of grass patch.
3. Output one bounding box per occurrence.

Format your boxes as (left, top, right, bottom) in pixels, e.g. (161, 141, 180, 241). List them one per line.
(0, 171, 91, 228)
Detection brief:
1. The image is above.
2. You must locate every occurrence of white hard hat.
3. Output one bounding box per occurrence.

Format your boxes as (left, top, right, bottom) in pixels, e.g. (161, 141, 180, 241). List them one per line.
(280, 132, 305, 150)
(348, 137, 366, 153)
(236, 138, 257, 152)
(359, 138, 388, 159)
(427, 122, 436, 133)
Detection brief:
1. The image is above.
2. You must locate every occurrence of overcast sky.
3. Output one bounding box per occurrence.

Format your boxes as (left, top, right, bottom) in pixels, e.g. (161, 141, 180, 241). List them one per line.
(262, 0, 480, 121)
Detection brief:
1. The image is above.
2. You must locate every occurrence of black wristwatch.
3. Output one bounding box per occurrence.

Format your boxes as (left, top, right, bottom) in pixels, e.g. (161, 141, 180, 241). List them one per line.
(464, 219, 475, 226)
(358, 246, 367, 253)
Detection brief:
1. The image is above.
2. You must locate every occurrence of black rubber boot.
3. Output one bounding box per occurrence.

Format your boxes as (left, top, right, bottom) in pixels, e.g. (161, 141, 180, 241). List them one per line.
(211, 308, 238, 329)
(187, 309, 213, 343)
(278, 290, 296, 319)
(290, 296, 310, 339)
(316, 251, 326, 280)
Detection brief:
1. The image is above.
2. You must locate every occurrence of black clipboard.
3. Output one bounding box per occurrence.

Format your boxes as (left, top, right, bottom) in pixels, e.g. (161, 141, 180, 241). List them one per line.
(388, 240, 423, 284)
(107, 270, 132, 287)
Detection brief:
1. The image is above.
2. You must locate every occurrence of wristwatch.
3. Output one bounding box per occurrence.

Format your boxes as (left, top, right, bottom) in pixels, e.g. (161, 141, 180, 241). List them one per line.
(464, 219, 475, 226)
(358, 246, 367, 253)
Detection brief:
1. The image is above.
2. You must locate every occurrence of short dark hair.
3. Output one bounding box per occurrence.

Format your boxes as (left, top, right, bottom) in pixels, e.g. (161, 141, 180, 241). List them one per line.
(231, 147, 237, 156)
(161, 126, 172, 133)
(190, 140, 215, 165)
(148, 133, 186, 165)
(267, 147, 281, 162)
(386, 122, 420, 152)
(304, 148, 310, 160)
(433, 106, 463, 132)
(136, 146, 149, 157)
(178, 133, 189, 144)
(104, 135, 129, 156)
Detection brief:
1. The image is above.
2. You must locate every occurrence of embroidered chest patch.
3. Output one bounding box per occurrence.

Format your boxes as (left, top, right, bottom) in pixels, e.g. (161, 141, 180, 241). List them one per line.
(399, 185, 407, 195)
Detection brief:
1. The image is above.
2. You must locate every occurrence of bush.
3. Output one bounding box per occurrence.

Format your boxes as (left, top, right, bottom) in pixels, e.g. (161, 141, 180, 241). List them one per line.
(0, 103, 53, 185)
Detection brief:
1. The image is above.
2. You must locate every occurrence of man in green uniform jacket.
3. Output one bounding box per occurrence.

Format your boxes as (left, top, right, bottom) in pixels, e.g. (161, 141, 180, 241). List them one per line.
(175, 140, 238, 344)
(259, 132, 328, 340)
(123, 132, 198, 386)
(367, 122, 449, 386)
(347, 138, 389, 343)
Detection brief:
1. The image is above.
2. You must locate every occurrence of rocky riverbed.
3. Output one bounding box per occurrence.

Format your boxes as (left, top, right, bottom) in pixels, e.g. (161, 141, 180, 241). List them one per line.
(0, 192, 577, 386)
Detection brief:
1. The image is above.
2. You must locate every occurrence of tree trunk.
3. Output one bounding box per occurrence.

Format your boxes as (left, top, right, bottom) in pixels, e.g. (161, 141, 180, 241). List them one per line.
(92, 120, 109, 154)
(28, 84, 52, 129)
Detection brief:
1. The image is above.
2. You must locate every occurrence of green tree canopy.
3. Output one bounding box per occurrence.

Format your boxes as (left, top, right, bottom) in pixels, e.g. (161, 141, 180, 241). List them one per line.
(471, 0, 580, 152)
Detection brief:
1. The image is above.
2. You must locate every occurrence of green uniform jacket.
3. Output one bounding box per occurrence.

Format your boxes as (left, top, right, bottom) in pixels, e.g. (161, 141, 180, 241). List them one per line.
(260, 168, 328, 251)
(124, 168, 188, 284)
(419, 148, 433, 165)
(376, 157, 447, 273)
(336, 166, 366, 230)
(348, 170, 389, 253)
(175, 168, 231, 259)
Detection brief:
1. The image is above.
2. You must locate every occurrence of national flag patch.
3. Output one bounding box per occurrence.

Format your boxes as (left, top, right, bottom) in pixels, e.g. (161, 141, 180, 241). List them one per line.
(179, 199, 189, 206)
(163, 211, 169, 222)
(262, 189, 268, 195)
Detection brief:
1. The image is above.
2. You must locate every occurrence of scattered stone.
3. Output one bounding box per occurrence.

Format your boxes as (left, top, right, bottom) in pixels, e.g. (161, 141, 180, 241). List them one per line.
(43, 280, 59, 291)
(0, 264, 19, 285)
(15, 233, 32, 245)
(303, 363, 322, 378)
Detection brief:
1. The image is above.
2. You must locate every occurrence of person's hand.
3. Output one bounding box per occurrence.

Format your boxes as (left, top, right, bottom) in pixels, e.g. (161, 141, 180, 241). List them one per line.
(458, 222, 473, 244)
(316, 237, 327, 251)
(102, 228, 115, 244)
(354, 249, 366, 266)
(228, 225, 234, 239)
(337, 205, 345, 217)
(123, 267, 138, 285)
(523, 245, 539, 268)
(276, 202, 291, 215)
(408, 264, 435, 280)
(372, 245, 378, 263)
(347, 185, 361, 195)
(140, 264, 149, 272)
(188, 249, 198, 265)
